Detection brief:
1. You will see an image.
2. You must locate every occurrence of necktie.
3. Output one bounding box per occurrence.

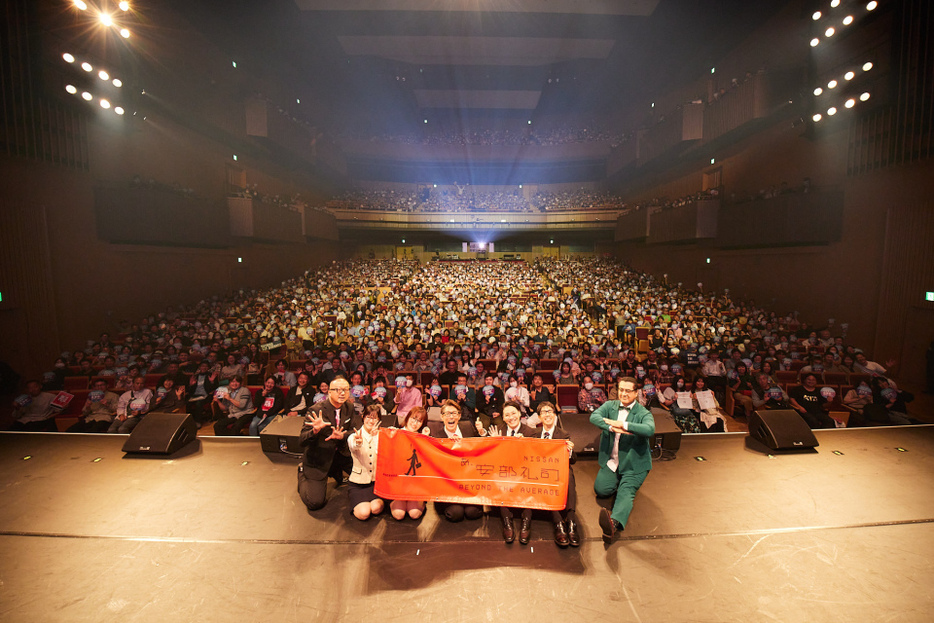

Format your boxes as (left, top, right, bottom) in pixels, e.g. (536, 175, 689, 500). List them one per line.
(606, 408, 629, 472)
(544, 432, 551, 439)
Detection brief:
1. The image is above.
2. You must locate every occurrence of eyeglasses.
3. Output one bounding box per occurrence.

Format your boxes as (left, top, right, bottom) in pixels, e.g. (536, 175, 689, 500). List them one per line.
(329, 387, 350, 394)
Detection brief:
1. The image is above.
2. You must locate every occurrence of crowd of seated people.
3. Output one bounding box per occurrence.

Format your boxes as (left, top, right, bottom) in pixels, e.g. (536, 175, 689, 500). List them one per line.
(334, 123, 632, 148)
(10, 257, 919, 436)
(327, 187, 630, 213)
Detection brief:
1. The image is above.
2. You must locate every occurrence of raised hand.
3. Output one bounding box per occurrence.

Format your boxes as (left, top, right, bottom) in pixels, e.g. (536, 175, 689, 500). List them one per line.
(308, 413, 328, 433)
(353, 427, 362, 447)
(325, 426, 346, 441)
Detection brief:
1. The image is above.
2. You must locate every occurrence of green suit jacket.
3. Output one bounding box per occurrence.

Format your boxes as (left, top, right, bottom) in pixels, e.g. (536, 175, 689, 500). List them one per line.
(590, 400, 656, 473)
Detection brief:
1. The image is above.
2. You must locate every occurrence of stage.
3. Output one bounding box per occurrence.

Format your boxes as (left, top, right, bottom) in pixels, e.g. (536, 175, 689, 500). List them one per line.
(1, 426, 933, 622)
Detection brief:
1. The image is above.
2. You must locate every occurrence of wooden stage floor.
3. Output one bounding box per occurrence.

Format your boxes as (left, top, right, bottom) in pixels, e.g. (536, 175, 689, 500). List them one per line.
(1, 426, 933, 622)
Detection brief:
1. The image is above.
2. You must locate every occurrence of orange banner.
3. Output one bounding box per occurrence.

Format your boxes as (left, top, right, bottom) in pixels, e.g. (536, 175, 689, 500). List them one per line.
(374, 429, 569, 511)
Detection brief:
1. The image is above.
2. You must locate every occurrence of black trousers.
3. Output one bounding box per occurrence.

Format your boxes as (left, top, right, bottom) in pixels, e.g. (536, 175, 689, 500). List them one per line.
(213, 412, 254, 436)
(9, 419, 58, 432)
(66, 420, 111, 433)
(297, 453, 353, 511)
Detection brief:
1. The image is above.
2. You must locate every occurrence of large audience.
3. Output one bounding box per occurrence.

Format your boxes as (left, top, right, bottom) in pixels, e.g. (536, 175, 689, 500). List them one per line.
(335, 124, 633, 148)
(10, 257, 918, 436)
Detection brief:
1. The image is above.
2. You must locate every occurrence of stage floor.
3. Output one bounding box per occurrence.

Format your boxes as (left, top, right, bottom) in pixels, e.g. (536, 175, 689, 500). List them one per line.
(1, 427, 933, 622)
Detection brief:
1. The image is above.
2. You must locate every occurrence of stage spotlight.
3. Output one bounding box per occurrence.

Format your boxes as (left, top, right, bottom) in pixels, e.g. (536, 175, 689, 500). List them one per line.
(867, 1, 877, 10)
(813, 87, 823, 96)
(827, 106, 837, 115)
(73, 0, 87, 10)
(100, 99, 110, 109)
(845, 98, 856, 108)
(844, 71, 855, 80)
(119, 1, 129, 10)
(812, 113, 822, 122)
(843, 15, 854, 25)
(828, 79, 838, 89)
(860, 92, 871, 101)
(65, 84, 77, 94)
(810, 38, 820, 47)
(812, 11, 821, 20)
(114, 106, 124, 115)
(825, 27, 835, 37)
(81, 61, 93, 72)
(862, 61, 873, 71)
(81, 91, 92, 101)
(98, 70, 109, 81)
(100, 13, 113, 27)
(120, 28, 130, 38)
(62, 53, 75, 63)
(112, 78, 122, 87)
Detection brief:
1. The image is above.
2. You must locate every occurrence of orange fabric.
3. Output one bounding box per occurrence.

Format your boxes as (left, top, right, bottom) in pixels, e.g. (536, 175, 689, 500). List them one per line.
(374, 428, 569, 510)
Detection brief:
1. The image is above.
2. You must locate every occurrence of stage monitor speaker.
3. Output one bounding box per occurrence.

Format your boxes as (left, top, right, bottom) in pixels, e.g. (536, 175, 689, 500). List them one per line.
(652, 408, 682, 453)
(259, 415, 304, 454)
(122, 412, 197, 455)
(748, 410, 819, 450)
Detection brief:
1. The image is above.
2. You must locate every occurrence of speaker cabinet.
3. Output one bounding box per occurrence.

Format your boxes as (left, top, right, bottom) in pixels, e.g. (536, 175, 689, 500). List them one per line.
(122, 412, 197, 455)
(259, 415, 305, 454)
(748, 410, 819, 450)
(653, 408, 682, 452)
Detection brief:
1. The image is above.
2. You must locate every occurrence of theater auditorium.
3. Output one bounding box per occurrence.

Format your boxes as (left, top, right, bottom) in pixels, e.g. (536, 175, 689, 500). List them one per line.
(1, 0, 933, 620)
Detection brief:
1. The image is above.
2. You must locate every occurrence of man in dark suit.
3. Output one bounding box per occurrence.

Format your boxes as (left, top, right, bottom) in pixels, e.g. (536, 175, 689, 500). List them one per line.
(536, 401, 579, 548)
(590, 376, 655, 543)
(479, 401, 538, 544)
(297, 375, 361, 511)
(428, 399, 483, 523)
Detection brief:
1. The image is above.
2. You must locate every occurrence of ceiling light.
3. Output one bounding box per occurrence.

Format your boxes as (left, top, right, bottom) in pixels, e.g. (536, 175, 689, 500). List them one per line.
(860, 92, 871, 101)
(62, 53, 75, 63)
(863, 61, 873, 71)
(827, 107, 837, 115)
(812, 113, 822, 122)
(810, 38, 820, 47)
(119, 1, 129, 10)
(100, 99, 110, 109)
(828, 79, 838, 89)
(813, 87, 823, 96)
(100, 13, 113, 27)
(112, 78, 122, 87)
(81, 62, 93, 72)
(65, 84, 77, 94)
(81, 91, 92, 101)
(825, 27, 835, 37)
(120, 28, 130, 38)
(98, 70, 109, 81)
(845, 99, 856, 108)
(73, 0, 87, 10)
(843, 15, 854, 25)
(831, 0, 841, 7)
(867, 1, 878, 10)
(844, 71, 855, 80)
(115, 106, 125, 115)
(812, 11, 822, 20)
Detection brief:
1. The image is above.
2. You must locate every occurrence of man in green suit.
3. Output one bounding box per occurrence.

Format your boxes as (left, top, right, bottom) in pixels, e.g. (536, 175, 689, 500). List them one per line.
(590, 376, 655, 542)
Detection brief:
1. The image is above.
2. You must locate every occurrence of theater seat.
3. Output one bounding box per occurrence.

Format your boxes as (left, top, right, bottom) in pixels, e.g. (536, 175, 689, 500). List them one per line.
(556, 385, 578, 411)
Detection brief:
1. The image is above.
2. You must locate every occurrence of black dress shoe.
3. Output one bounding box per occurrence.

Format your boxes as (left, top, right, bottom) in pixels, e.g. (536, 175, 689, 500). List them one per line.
(502, 517, 515, 543)
(553, 521, 569, 548)
(598, 508, 617, 543)
(566, 519, 580, 547)
(519, 517, 532, 545)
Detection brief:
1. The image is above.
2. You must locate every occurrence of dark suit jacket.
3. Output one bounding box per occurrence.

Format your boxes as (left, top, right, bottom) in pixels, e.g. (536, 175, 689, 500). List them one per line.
(496, 423, 538, 438)
(590, 400, 655, 473)
(538, 425, 576, 464)
(428, 421, 479, 439)
(299, 400, 361, 479)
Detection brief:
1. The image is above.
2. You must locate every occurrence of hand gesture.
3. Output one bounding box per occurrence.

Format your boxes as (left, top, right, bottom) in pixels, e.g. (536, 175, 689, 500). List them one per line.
(353, 427, 362, 447)
(488, 425, 502, 438)
(566, 440, 575, 456)
(475, 420, 487, 436)
(308, 413, 328, 433)
(325, 426, 346, 442)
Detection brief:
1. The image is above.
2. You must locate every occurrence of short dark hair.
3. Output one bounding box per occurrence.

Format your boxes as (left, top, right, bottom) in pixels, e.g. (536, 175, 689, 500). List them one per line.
(503, 400, 523, 413)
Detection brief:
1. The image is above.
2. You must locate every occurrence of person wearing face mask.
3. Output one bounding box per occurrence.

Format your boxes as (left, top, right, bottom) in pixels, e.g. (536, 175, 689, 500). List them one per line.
(393, 373, 421, 426)
(504, 374, 530, 416)
(577, 375, 608, 413)
(592, 376, 656, 543)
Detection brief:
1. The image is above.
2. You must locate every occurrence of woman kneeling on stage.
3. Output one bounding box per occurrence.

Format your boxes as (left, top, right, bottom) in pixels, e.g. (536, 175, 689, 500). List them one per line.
(347, 404, 386, 521)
